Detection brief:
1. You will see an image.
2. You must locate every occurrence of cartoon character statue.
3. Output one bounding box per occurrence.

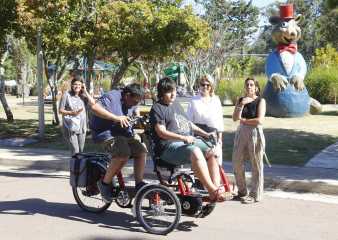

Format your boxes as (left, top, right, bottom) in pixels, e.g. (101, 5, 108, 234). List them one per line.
(263, 4, 321, 117)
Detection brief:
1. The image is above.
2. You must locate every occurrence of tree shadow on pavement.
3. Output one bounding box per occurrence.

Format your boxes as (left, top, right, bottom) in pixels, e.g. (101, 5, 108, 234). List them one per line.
(82, 237, 152, 240)
(0, 198, 141, 233)
(319, 111, 338, 116)
(0, 198, 198, 234)
(0, 171, 67, 179)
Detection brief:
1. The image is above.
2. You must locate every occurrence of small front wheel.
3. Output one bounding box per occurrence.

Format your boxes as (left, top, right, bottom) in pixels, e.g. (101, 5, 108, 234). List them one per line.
(115, 189, 133, 208)
(134, 185, 181, 235)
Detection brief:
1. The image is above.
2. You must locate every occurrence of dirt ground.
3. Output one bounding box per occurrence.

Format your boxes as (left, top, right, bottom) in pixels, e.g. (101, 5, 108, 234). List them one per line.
(0, 95, 55, 123)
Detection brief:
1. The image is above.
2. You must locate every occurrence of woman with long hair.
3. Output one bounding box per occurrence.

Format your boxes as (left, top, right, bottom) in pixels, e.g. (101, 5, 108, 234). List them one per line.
(59, 75, 95, 155)
(232, 77, 266, 204)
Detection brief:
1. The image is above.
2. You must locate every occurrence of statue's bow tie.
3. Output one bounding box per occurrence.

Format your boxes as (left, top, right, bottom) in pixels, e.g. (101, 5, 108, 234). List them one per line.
(277, 43, 297, 54)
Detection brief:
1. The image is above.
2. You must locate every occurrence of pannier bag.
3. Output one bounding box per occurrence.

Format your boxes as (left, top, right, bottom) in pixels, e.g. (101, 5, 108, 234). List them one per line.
(70, 153, 108, 187)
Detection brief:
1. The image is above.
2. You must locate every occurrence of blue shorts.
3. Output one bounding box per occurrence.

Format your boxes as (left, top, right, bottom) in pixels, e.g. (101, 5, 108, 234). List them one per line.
(160, 138, 211, 166)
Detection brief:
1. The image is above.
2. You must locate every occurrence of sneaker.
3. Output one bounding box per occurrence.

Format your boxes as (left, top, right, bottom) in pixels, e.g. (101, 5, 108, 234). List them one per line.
(232, 192, 248, 201)
(241, 195, 257, 204)
(135, 181, 148, 193)
(97, 180, 114, 203)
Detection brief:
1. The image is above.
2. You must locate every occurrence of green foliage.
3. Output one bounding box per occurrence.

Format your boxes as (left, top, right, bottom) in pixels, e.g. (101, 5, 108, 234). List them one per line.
(306, 44, 338, 104)
(0, 0, 17, 54)
(98, 1, 210, 58)
(312, 44, 338, 67)
(318, 0, 338, 49)
(201, 0, 259, 41)
(251, 58, 266, 75)
(16, 0, 210, 90)
(101, 78, 111, 92)
(306, 66, 338, 104)
(215, 78, 244, 105)
(255, 74, 268, 94)
(3, 57, 16, 80)
(215, 74, 267, 105)
(326, 0, 338, 9)
(224, 56, 264, 77)
(18, 0, 75, 56)
(97, 0, 210, 85)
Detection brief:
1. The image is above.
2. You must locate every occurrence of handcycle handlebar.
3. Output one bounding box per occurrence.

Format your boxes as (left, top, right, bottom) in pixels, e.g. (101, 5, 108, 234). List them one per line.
(195, 132, 218, 148)
(129, 114, 218, 149)
(128, 115, 149, 128)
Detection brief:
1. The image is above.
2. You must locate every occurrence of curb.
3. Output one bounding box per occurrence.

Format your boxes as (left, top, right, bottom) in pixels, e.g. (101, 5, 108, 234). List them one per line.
(0, 158, 69, 172)
(1, 156, 337, 197)
(0, 157, 338, 196)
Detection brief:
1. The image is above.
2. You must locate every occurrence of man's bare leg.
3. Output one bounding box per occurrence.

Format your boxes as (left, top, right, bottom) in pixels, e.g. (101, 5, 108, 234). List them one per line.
(190, 148, 218, 194)
(133, 153, 146, 184)
(206, 152, 221, 188)
(103, 156, 128, 184)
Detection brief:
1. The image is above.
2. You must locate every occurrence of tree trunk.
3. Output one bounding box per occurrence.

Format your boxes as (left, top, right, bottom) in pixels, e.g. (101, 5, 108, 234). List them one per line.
(0, 80, 14, 122)
(139, 62, 149, 86)
(0, 51, 14, 122)
(51, 70, 60, 126)
(111, 55, 137, 89)
(154, 62, 161, 85)
(48, 56, 69, 126)
(86, 55, 95, 94)
(111, 63, 128, 89)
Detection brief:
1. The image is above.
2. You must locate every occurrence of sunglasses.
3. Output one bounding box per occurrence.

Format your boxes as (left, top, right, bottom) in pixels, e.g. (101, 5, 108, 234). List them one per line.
(200, 83, 210, 87)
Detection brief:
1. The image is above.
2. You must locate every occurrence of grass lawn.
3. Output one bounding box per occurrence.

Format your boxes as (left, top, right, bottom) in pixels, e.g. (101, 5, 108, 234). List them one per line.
(1, 95, 338, 166)
(221, 105, 338, 166)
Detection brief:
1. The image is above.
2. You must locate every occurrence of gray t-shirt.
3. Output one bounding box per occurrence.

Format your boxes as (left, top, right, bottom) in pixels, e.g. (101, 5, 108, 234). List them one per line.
(59, 91, 86, 133)
(149, 100, 192, 155)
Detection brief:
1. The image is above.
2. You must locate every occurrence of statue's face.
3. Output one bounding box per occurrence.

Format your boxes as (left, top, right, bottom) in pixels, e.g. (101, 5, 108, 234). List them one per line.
(272, 19, 301, 44)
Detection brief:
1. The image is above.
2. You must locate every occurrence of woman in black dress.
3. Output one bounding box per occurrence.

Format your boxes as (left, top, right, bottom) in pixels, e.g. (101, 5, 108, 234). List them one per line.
(232, 77, 266, 204)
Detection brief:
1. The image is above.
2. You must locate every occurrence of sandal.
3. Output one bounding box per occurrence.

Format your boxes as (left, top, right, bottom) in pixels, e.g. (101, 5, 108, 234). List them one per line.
(208, 188, 233, 203)
(241, 195, 256, 204)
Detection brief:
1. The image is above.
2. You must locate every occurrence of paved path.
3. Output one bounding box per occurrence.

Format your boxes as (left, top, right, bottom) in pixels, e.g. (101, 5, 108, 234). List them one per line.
(1, 173, 338, 240)
(1, 139, 338, 196)
(306, 142, 338, 169)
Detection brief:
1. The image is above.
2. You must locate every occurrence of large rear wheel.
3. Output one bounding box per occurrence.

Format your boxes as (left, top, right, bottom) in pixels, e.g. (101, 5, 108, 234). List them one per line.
(72, 162, 111, 213)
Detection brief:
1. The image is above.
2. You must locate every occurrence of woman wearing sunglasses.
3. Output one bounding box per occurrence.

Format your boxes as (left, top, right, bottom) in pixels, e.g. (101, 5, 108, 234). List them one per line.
(187, 75, 224, 166)
(232, 77, 266, 204)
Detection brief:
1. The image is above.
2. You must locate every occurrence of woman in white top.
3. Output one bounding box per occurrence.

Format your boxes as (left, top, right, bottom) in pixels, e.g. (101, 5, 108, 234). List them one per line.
(187, 75, 224, 165)
(59, 75, 95, 155)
